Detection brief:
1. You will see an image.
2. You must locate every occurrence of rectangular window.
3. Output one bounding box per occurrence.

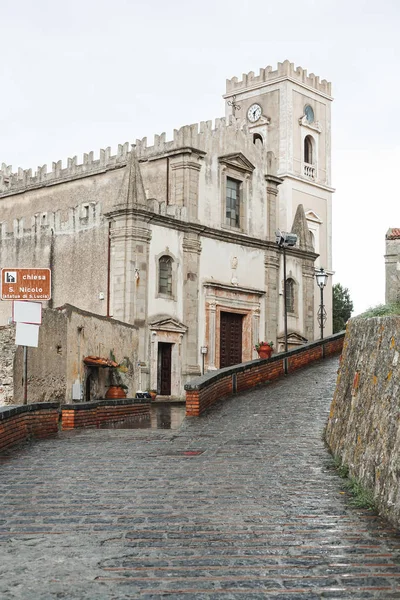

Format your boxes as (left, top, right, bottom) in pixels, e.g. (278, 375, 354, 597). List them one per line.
(226, 178, 240, 228)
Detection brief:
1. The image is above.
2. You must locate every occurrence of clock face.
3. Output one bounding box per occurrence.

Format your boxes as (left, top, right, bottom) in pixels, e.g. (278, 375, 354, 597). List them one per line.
(304, 105, 314, 123)
(247, 103, 262, 123)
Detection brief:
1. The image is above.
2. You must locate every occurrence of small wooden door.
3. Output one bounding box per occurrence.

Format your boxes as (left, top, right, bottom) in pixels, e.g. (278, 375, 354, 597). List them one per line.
(158, 343, 172, 395)
(219, 311, 243, 368)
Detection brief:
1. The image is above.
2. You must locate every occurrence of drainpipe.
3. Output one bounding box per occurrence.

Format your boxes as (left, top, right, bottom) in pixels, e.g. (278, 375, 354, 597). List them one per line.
(106, 222, 111, 317)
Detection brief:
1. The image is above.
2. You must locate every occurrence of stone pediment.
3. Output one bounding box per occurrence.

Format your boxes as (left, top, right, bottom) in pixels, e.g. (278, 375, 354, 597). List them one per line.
(218, 152, 255, 174)
(277, 331, 308, 345)
(305, 209, 323, 224)
(149, 315, 188, 333)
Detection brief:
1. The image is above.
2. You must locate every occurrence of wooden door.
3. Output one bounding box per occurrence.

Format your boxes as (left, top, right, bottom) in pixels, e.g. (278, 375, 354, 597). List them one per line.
(158, 343, 172, 395)
(219, 312, 243, 368)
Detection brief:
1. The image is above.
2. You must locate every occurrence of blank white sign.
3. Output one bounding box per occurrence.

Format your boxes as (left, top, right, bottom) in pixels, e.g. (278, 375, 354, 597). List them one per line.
(15, 322, 40, 348)
(13, 300, 42, 324)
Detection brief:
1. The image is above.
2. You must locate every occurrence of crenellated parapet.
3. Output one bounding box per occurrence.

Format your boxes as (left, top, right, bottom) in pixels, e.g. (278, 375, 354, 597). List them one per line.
(225, 60, 332, 96)
(134, 116, 249, 159)
(0, 116, 260, 196)
(0, 143, 131, 195)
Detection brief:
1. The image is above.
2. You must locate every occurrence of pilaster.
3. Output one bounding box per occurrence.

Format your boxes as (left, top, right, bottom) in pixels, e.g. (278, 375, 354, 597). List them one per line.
(264, 248, 280, 344)
(109, 211, 151, 367)
(182, 233, 202, 379)
(265, 174, 283, 241)
(302, 259, 315, 341)
(169, 152, 202, 221)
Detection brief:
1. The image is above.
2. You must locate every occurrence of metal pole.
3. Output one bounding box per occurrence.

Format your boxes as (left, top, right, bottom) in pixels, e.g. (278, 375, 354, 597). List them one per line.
(283, 245, 288, 353)
(23, 346, 28, 405)
(320, 285, 324, 340)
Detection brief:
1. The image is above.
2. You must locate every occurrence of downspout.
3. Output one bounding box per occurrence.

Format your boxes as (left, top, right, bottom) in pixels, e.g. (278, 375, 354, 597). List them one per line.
(106, 221, 111, 317)
(166, 157, 170, 205)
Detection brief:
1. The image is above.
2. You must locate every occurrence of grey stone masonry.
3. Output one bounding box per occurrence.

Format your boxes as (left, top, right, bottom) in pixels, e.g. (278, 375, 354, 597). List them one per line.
(2, 357, 400, 598)
(0, 325, 16, 406)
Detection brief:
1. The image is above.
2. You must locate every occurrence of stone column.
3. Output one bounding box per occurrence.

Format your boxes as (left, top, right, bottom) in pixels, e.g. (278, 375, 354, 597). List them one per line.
(264, 248, 280, 345)
(302, 259, 315, 342)
(182, 233, 202, 381)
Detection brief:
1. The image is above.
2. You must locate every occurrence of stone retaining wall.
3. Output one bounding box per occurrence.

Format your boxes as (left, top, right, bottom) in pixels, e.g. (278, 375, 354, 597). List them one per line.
(0, 325, 16, 406)
(185, 333, 345, 416)
(325, 316, 400, 527)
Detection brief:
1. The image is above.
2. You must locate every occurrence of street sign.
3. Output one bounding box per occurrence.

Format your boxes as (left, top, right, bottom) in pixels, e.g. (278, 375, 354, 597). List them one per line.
(1, 268, 51, 301)
(15, 322, 40, 348)
(13, 300, 42, 324)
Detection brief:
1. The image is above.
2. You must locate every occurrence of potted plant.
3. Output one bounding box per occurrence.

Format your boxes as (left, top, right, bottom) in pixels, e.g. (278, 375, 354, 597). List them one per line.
(254, 340, 274, 359)
(105, 354, 130, 398)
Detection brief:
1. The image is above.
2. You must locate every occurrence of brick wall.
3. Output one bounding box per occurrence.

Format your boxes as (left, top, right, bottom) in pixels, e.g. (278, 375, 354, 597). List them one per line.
(0, 399, 151, 452)
(61, 399, 151, 430)
(0, 404, 59, 451)
(185, 333, 345, 417)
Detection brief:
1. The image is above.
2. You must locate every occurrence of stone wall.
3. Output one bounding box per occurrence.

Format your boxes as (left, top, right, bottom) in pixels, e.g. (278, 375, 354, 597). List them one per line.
(14, 305, 138, 404)
(0, 325, 16, 405)
(325, 316, 400, 527)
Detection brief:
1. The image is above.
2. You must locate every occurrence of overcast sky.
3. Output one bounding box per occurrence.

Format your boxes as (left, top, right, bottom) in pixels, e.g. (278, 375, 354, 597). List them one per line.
(1, 0, 399, 315)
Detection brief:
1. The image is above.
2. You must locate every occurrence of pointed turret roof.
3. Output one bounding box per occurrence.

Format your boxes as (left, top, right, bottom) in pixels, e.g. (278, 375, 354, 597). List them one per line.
(117, 147, 147, 207)
(291, 204, 314, 252)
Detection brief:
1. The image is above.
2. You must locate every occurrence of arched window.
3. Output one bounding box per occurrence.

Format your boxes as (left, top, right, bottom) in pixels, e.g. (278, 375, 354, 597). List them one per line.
(286, 278, 295, 313)
(159, 256, 172, 295)
(253, 133, 263, 145)
(304, 135, 314, 164)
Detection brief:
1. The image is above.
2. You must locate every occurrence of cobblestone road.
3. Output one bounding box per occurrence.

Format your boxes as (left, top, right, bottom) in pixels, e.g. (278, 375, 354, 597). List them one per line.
(1, 357, 400, 599)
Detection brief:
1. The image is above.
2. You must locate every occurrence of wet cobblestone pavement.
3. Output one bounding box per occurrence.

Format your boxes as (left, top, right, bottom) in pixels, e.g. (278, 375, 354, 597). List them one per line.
(1, 357, 400, 599)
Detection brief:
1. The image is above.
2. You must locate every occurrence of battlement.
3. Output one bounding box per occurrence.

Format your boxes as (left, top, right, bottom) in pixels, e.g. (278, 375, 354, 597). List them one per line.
(0, 117, 255, 196)
(134, 116, 248, 159)
(225, 60, 332, 97)
(0, 142, 131, 196)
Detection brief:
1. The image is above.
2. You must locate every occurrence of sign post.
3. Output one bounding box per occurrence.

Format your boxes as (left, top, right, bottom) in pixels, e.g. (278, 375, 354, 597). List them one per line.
(13, 301, 43, 405)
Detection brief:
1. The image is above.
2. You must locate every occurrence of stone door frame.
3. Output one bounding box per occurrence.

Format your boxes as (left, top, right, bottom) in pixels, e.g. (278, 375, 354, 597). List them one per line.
(203, 282, 265, 370)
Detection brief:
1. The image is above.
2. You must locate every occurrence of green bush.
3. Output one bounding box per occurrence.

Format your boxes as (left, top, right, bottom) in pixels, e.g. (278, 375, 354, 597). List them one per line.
(357, 302, 400, 318)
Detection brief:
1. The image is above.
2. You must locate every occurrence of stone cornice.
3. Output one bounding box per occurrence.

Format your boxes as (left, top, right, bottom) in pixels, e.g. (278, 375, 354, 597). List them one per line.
(141, 146, 207, 162)
(204, 281, 265, 296)
(278, 172, 335, 193)
(105, 205, 318, 260)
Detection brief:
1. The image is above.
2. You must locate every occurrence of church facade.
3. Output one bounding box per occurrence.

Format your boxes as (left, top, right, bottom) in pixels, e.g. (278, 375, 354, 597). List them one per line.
(0, 61, 334, 399)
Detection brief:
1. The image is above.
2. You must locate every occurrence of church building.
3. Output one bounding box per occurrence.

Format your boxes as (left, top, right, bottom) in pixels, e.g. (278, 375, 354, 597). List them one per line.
(0, 60, 334, 399)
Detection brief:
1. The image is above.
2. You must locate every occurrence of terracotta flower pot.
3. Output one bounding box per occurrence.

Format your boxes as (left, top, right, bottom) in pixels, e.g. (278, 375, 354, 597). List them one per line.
(257, 344, 273, 359)
(105, 385, 127, 399)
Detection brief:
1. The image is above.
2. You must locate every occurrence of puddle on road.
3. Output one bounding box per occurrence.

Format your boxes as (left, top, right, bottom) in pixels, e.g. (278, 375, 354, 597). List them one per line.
(100, 403, 186, 431)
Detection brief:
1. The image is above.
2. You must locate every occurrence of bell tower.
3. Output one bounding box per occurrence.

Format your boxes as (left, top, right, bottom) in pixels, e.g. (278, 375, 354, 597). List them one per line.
(224, 60, 334, 335)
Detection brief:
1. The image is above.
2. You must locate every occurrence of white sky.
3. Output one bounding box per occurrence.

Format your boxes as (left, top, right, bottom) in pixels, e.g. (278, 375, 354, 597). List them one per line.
(1, 0, 399, 315)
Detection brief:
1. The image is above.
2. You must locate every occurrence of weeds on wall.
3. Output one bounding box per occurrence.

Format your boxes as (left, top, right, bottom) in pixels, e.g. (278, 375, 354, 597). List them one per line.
(330, 455, 376, 511)
(357, 302, 400, 318)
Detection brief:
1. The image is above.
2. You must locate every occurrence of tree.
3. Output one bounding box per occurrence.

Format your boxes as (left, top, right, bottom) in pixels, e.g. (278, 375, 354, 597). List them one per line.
(332, 283, 354, 333)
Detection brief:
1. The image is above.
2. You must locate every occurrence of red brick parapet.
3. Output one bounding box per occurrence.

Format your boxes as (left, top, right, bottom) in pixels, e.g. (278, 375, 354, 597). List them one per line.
(0, 398, 151, 453)
(61, 398, 150, 430)
(185, 332, 345, 417)
(0, 403, 59, 452)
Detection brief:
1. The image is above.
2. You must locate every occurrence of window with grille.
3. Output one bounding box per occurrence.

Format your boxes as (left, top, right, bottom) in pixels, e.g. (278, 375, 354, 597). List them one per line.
(286, 278, 295, 313)
(159, 256, 172, 295)
(226, 177, 240, 228)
